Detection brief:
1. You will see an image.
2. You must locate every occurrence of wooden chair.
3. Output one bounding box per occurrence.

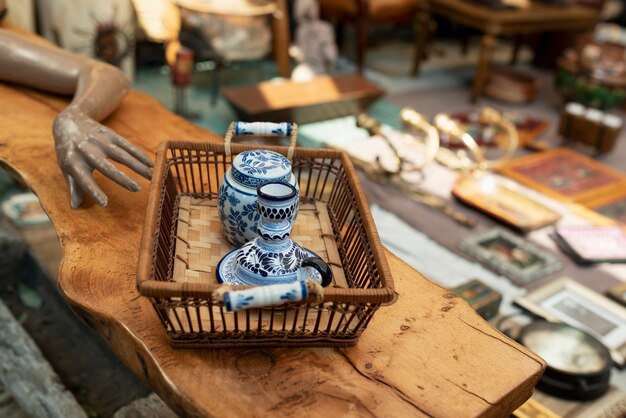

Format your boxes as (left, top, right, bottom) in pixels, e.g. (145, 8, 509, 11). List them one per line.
(318, 0, 424, 75)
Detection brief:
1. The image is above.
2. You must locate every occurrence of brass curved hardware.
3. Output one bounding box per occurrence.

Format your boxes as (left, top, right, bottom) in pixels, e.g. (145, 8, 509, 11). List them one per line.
(432, 106, 519, 173)
(358, 107, 518, 175)
(476, 106, 519, 170)
(399, 108, 440, 171)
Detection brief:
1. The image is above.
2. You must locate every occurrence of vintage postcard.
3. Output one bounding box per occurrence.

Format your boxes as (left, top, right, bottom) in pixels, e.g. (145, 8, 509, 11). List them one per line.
(553, 225, 626, 263)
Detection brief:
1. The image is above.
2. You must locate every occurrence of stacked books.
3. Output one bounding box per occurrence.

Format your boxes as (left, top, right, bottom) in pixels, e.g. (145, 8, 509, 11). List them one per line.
(552, 225, 626, 264)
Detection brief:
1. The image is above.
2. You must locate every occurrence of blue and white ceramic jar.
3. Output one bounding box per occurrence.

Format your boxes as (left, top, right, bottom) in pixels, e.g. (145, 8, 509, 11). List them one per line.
(216, 181, 332, 288)
(218, 149, 298, 246)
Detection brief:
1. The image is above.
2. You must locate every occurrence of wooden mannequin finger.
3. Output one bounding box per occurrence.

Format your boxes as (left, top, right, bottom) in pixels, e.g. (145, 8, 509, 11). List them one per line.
(78, 140, 108, 164)
(94, 158, 141, 192)
(68, 162, 108, 207)
(79, 141, 140, 191)
(63, 173, 84, 209)
(104, 143, 152, 180)
(105, 129, 154, 167)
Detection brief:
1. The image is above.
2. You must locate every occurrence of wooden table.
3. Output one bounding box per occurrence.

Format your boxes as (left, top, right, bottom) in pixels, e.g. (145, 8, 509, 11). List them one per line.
(222, 74, 384, 124)
(0, 83, 545, 417)
(414, 0, 598, 102)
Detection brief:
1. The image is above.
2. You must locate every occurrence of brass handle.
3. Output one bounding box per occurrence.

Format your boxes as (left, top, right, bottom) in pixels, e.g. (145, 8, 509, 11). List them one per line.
(400, 108, 440, 170)
(434, 107, 518, 172)
(478, 107, 518, 170)
(434, 113, 485, 167)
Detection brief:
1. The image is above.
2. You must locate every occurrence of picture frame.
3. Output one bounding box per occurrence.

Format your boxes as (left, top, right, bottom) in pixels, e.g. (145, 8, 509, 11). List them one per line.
(459, 228, 562, 286)
(452, 174, 561, 231)
(585, 192, 626, 226)
(452, 279, 502, 320)
(607, 282, 626, 308)
(497, 148, 626, 205)
(516, 277, 626, 366)
(552, 225, 626, 264)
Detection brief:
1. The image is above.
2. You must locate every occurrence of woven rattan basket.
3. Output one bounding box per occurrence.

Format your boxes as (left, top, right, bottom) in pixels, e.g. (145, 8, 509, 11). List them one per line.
(137, 123, 395, 348)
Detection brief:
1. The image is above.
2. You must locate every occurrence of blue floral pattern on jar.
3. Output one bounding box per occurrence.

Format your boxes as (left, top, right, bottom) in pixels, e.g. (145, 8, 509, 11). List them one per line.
(218, 149, 297, 246)
(234, 151, 290, 180)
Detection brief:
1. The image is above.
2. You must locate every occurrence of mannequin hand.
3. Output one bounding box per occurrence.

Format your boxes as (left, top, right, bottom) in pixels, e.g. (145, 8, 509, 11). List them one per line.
(53, 107, 153, 208)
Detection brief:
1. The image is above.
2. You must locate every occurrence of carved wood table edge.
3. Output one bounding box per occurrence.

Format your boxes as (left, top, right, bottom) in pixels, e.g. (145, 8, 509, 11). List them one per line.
(0, 83, 546, 417)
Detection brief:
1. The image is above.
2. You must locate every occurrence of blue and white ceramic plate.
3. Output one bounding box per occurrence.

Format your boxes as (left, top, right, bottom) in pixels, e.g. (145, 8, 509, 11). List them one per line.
(216, 246, 322, 286)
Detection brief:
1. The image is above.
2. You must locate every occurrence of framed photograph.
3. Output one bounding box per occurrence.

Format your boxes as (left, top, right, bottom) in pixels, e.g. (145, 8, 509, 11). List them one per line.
(459, 228, 562, 286)
(498, 148, 626, 204)
(516, 277, 626, 366)
(452, 174, 561, 231)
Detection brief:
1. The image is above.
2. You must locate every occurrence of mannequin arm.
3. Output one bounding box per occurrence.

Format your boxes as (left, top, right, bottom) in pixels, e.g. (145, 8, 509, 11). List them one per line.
(0, 29, 152, 208)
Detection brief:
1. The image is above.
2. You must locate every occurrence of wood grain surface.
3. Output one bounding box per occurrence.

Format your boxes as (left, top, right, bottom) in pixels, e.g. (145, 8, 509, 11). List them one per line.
(0, 83, 545, 417)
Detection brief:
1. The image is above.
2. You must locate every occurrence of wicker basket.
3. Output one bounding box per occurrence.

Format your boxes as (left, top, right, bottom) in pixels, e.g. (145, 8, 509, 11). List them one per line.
(137, 123, 395, 348)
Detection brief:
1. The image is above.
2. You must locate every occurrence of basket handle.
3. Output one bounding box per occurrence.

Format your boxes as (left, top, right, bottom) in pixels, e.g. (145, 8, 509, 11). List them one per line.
(219, 280, 323, 312)
(224, 122, 298, 160)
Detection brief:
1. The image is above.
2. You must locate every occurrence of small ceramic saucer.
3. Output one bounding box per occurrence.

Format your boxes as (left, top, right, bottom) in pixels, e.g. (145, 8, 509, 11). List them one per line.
(216, 246, 323, 286)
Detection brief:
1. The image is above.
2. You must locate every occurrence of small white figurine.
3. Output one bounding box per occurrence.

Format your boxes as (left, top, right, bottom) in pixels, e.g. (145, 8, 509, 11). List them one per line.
(290, 0, 337, 82)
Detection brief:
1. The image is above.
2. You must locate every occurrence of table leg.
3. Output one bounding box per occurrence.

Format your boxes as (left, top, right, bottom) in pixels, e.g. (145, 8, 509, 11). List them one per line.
(470, 34, 495, 103)
(510, 36, 522, 65)
(356, 15, 369, 74)
(272, 0, 291, 78)
(412, 8, 430, 76)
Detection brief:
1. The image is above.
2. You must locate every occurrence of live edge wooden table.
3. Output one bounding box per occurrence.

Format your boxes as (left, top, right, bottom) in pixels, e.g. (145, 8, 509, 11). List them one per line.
(414, 0, 598, 103)
(0, 83, 545, 417)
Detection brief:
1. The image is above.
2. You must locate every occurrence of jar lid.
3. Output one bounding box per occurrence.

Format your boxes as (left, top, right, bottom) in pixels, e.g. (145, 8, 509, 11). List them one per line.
(231, 150, 292, 188)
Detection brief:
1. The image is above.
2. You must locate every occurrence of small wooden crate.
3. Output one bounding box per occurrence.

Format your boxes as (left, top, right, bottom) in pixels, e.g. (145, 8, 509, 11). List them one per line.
(137, 140, 395, 348)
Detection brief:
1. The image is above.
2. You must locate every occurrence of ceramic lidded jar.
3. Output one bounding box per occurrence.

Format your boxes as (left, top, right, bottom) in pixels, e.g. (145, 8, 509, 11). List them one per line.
(218, 149, 298, 246)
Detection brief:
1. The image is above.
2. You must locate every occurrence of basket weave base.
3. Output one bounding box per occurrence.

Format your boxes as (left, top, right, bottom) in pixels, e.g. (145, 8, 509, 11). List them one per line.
(166, 195, 353, 345)
(173, 196, 347, 286)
